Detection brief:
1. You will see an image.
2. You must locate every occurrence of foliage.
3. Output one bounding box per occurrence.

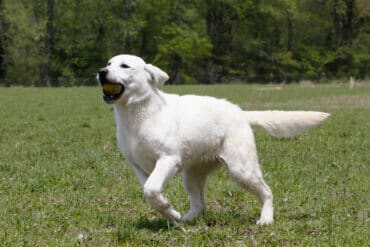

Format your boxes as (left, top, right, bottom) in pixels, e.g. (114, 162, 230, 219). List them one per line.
(0, 84, 369, 245)
(0, 0, 369, 85)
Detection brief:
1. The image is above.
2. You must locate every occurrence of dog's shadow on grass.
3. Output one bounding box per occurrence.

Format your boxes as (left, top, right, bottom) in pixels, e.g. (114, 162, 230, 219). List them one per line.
(134, 217, 172, 232)
(116, 212, 258, 243)
(132, 210, 256, 232)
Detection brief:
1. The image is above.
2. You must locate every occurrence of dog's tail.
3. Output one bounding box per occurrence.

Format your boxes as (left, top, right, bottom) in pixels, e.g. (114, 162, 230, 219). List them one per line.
(245, 111, 330, 138)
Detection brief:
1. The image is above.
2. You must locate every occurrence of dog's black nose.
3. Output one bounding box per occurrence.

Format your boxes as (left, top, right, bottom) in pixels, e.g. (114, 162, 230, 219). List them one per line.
(98, 68, 108, 79)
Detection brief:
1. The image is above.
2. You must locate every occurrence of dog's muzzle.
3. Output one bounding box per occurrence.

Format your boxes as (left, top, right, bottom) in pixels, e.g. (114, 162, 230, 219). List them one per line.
(98, 68, 125, 104)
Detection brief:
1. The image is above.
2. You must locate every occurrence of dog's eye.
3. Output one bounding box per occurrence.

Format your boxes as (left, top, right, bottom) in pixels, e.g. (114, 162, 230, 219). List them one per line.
(107, 62, 111, 66)
(120, 64, 130, 69)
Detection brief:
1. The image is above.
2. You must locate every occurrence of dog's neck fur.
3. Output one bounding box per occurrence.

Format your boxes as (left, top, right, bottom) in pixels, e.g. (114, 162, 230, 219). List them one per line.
(113, 88, 166, 132)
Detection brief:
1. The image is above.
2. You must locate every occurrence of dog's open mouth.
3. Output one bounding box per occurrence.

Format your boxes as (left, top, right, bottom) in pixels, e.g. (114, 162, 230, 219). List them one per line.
(102, 83, 125, 104)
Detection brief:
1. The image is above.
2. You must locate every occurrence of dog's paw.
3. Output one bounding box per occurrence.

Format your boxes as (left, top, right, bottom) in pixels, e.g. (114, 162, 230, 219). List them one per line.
(180, 209, 204, 223)
(172, 210, 182, 222)
(180, 213, 195, 223)
(256, 217, 274, 226)
(164, 207, 181, 225)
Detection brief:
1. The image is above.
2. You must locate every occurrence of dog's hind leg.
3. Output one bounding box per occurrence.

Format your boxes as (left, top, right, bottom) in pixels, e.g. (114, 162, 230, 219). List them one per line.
(220, 126, 274, 225)
(132, 164, 148, 188)
(235, 170, 274, 225)
(143, 156, 182, 224)
(181, 163, 219, 222)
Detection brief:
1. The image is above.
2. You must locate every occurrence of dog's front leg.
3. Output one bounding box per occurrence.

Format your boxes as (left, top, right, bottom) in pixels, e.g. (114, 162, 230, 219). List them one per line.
(143, 156, 182, 224)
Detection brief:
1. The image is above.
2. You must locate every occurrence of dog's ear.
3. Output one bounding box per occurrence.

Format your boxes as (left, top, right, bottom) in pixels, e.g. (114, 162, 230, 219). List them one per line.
(144, 64, 169, 88)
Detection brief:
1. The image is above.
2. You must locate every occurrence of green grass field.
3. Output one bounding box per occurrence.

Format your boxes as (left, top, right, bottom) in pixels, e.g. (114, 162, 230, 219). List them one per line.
(0, 84, 369, 246)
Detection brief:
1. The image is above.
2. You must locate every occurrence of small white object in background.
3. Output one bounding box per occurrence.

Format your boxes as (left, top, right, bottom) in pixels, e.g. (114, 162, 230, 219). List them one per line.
(349, 76, 355, 89)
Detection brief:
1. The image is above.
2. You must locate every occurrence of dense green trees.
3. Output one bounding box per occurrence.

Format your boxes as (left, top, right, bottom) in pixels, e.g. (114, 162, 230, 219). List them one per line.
(0, 0, 369, 86)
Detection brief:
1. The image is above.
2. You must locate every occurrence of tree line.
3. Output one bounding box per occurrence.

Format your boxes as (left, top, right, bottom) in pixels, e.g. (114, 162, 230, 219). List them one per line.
(0, 0, 369, 86)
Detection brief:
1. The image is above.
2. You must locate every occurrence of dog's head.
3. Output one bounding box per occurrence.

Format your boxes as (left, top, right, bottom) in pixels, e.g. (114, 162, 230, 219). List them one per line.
(97, 55, 169, 104)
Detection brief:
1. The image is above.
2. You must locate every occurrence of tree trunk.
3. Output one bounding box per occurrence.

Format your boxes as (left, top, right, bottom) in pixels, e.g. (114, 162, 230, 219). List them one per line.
(274, 23, 281, 49)
(123, 0, 132, 51)
(39, 0, 54, 87)
(0, 0, 6, 84)
(169, 0, 183, 84)
(344, 0, 354, 46)
(332, 0, 341, 48)
(206, 0, 228, 58)
(168, 54, 182, 85)
(287, 14, 293, 51)
(205, 0, 235, 82)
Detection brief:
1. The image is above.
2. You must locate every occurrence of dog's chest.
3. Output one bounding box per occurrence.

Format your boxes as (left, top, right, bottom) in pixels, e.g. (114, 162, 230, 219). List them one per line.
(116, 129, 160, 170)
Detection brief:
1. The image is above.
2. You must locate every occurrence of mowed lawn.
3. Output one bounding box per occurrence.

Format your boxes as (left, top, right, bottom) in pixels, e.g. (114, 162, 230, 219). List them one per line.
(0, 84, 369, 246)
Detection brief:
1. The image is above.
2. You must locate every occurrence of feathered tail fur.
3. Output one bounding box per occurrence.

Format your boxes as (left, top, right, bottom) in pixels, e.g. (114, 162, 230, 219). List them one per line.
(246, 111, 330, 138)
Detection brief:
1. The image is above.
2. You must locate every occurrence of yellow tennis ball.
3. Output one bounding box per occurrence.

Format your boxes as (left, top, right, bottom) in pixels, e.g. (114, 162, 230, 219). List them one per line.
(102, 83, 123, 95)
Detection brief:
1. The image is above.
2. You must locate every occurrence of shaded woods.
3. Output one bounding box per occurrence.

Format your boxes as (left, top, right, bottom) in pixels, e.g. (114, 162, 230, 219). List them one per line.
(0, 0, 369, 86)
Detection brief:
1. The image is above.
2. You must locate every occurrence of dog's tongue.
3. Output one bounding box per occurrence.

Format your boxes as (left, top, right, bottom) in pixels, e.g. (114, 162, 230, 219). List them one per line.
(102, 83, 123, 95)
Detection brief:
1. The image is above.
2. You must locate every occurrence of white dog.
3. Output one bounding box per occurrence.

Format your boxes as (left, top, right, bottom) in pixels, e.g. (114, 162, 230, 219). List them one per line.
(97, 55, 329, 225)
